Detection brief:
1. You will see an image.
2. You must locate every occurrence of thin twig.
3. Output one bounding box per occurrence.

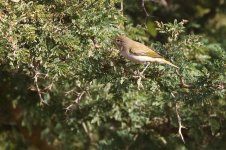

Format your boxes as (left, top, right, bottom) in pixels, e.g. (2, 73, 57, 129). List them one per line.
(120, 0, 123, 13)
(171, 93, 185, 143)
(82, 122, 89, 135)
(132, 63, 150, 90)
(141, 0, 150, 18)
(43, 74, 57, 92)
(133, 71, 145, 90)
(65, 90, 86, 112)
(34, 71, 48, 105)
(175, 69, 192, 88)
(175, 103, 185, 143)
(82, 121, 93, 142)
(65, 87, 77, 95)
(75, 91, 86, 103)
(137, 76, 144, 90)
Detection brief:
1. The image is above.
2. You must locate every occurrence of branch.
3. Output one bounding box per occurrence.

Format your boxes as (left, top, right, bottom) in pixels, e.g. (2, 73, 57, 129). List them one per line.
(175, 103, 185, 143)
(42, 74, 57, 92)
(175, 69, 192, 88)
(171, 93, 185, 143)
(133, 71, 145, 90)
(132, 63, 150, 90)
(34, 71, 48, 105)
(75, 91, 86, 104)
(82, 121, 95, 148)
(141, 0, 150, 18)
(120, 0, 124, 13)
(82, 122, 90, 136)
(65, 90, 86, 112)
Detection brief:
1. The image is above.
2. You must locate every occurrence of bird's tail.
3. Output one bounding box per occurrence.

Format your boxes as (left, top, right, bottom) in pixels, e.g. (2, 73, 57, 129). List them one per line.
(160, 59, 179, 69)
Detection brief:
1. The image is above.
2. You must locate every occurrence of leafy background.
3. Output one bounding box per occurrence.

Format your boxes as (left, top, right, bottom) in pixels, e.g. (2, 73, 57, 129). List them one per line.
(0, 0, 225, 149)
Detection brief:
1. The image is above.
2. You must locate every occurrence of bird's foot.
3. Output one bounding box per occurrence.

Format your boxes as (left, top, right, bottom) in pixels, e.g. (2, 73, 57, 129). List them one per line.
(133, 71, 145, 90)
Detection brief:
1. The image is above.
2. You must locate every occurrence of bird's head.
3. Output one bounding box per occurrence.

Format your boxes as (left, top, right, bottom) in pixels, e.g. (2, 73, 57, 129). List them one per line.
(114, 36, 130, 49)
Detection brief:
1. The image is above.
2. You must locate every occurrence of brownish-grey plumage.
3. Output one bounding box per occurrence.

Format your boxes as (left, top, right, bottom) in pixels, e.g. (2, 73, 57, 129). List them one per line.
(114, 36, 178, 68)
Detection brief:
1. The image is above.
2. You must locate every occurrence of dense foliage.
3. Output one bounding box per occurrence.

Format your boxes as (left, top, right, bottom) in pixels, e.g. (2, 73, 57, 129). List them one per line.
(0, 0, 225, 149)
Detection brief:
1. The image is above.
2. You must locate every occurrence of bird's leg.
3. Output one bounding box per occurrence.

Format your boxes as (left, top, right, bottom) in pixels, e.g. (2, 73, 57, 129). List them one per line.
(141, 62, 150, 74)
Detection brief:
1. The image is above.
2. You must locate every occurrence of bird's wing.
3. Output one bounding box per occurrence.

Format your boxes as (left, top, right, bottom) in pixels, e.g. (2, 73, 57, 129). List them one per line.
(129, 42, 162, 58)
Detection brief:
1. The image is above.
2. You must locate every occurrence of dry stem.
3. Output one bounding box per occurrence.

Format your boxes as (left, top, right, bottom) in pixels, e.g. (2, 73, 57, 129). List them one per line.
(175, 69, 192, 88)
(34, 71, 48, 105)
(171, 93, 185, 143)
(65, 90, 86, 112)
(141, 0, 150, 18)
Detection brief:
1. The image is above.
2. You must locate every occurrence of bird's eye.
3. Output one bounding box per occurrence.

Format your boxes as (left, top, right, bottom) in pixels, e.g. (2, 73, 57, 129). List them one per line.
(116, 39, 121, 43)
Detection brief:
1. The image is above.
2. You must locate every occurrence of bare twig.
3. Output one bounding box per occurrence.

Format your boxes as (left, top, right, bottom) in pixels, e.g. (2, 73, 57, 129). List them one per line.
(175, 103, 185, 143)
(75, 91, 86, 104)
(141, 0, 150, 18)
(137, 76, 144, 90)
(175, 69, 192, 88)
(120, 0, 123, 13)
(43, 74, 57, 92)
(132, 63, 150, 90)
(133, 71, 145, 90)
(65, 90, 86, 112)
(82, 122, 89, 135)
(34, 71, 48, 105)
(171, 93, 185, 143)
(65, 87, 77, 95)
(82, 122, 94, 143)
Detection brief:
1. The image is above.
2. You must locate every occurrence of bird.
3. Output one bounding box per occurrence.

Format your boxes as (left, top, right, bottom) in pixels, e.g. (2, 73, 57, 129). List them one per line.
(114, 35, 179, 69)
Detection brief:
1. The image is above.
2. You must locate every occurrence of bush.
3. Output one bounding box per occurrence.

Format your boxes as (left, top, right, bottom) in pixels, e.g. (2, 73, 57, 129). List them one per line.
(0, 0, 225, 149)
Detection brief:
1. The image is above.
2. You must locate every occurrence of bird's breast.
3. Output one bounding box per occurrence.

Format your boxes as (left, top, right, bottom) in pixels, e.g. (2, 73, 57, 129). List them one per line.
(120, 50, 146, 63)
(121, 50, 162, 64)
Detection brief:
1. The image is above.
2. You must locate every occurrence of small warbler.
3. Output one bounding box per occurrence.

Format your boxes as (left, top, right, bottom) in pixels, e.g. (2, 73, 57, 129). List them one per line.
(114, 36, 179, 69)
